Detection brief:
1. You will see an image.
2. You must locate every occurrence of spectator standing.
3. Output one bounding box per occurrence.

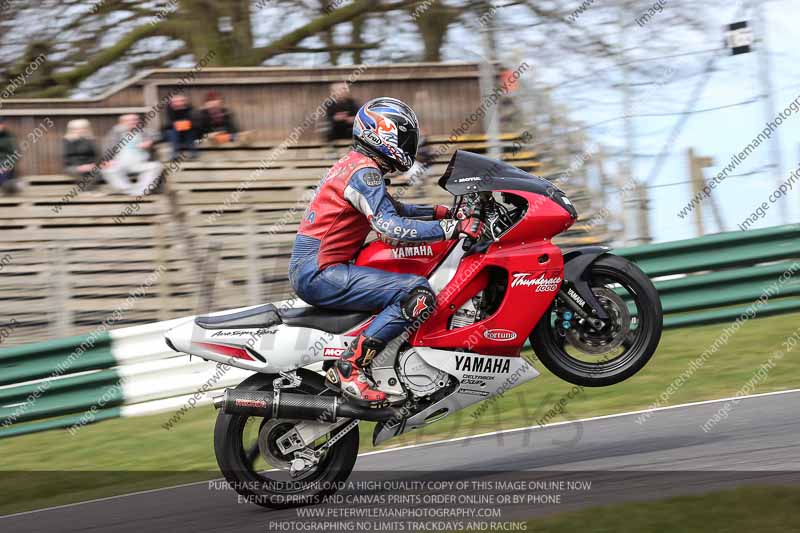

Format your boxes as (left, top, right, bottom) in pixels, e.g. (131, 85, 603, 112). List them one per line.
(325, 82, 358, 142)
(101, 114, 162, 196)
(63, 119, 100, 190)
(0, 118, 20, 195)
(163, 94, 198, 160)
(198, 91, 241, 145)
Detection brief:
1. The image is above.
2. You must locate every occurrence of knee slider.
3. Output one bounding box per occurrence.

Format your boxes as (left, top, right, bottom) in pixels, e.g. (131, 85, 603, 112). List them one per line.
(401, 287, 437, 322)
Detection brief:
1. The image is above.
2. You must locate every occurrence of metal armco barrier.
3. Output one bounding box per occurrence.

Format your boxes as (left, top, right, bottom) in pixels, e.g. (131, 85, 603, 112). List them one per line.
(2, 224, 799, 438)
(617, 224, 800, 327)
(0, 317, 254, 439)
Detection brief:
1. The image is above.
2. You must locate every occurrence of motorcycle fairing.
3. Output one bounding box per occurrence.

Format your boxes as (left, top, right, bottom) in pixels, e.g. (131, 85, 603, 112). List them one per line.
(372, 346, 540, 445)
(411, 190, 568, 357)
(166, 301, 365, 373)
(412, 247, 564, 356)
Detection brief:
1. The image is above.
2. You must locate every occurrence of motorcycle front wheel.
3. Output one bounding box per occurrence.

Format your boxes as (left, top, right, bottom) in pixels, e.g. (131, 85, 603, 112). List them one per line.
(530, 254, 663, 387)
(213, 368, 359, 509)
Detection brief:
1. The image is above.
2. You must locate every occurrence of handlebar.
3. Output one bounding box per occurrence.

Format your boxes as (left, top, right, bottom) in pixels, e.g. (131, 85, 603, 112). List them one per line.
(454, 192, 515, 255)
(460, 197, 486, 253)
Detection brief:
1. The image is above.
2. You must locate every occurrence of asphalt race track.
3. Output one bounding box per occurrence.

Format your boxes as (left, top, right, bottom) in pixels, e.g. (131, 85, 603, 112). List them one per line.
(3, 390, 799, 532)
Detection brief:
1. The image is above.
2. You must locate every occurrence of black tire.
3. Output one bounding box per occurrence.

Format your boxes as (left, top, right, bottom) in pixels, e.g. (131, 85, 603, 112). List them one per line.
(530, 254, 662, 387)
(213, 368, 359, 509)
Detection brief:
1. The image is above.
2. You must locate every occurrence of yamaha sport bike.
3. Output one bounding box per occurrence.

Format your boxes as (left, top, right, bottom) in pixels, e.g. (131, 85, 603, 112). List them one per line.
(165, 150, 662, 508)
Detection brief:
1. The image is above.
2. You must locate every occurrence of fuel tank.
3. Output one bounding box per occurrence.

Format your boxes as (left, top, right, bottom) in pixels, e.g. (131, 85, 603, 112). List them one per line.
(354, 239, 456, 277)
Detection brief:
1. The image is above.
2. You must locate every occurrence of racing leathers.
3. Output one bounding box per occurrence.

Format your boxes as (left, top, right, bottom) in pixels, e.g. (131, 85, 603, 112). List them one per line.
(289, 149, 449, 405)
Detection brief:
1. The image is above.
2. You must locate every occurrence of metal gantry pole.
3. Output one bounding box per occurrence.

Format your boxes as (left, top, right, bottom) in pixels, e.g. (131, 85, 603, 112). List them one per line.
(479, 19, 502, 160)
(754, 1, 787, 224)
(619, 1, 651, 244)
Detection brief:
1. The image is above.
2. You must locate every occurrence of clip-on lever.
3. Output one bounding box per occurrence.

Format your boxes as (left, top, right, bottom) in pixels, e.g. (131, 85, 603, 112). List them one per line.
(461, 201, 489, 255)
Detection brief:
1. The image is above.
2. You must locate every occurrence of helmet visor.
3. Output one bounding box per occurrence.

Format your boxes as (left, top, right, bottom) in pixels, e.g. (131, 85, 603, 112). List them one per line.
(398, 128, 419, 160)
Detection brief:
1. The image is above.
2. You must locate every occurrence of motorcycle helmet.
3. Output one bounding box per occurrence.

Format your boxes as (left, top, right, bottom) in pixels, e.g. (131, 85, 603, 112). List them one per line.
(353, 97, 419, 172)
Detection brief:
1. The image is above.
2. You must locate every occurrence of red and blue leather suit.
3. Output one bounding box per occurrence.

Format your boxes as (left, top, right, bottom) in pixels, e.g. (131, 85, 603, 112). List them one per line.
(289, 150, 446, 342)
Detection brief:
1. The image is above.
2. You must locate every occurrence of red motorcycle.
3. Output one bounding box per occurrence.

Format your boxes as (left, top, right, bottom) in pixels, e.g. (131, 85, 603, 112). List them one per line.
(165, 150, 663, 508)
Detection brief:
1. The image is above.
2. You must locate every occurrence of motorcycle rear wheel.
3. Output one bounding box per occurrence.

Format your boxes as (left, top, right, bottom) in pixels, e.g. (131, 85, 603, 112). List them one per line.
(213, 368, 358, 509)
(530, 254, 663, 387)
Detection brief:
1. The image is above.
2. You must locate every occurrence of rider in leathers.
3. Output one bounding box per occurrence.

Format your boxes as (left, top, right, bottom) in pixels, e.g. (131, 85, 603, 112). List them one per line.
(289, 97, 482, 406)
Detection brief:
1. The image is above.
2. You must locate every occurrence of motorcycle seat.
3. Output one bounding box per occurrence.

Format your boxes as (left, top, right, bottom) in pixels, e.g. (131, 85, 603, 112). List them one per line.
(195, 303, 370, 334)
(195, 304, 282, 330)
(279, 307, 371, 334)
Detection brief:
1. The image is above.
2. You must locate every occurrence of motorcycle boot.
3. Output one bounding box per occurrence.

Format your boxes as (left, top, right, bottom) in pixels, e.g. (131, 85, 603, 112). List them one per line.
(326, 334, 389, 407)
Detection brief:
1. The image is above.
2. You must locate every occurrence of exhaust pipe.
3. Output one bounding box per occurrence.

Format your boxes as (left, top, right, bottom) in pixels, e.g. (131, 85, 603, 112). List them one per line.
(212, 394, 225, 409)
(215, 388, 400, 422)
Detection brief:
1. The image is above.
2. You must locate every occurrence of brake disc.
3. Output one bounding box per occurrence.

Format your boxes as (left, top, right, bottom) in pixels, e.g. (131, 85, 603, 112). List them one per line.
(566, 287, 631, 355)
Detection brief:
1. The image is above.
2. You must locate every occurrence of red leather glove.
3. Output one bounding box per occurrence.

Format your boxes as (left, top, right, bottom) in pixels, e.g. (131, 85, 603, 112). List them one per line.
(440, 216, 484, 240)
(458, 216, 484, 239)
(433, 205, 450, 220)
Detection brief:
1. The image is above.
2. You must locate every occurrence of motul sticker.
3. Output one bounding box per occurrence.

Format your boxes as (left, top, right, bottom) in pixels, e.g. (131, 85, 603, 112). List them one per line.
(483, 329, 518, 342)
(323, 347, 346, 357)
(511, 273, 561, 292)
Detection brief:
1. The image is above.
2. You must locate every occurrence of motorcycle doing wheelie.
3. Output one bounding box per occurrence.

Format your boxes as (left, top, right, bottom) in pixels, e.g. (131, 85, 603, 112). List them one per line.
(165, 150, 663, 508)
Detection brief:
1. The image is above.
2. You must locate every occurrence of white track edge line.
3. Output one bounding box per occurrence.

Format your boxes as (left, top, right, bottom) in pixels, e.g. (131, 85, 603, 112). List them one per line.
(359, 387, 800, 456)
(3, 387, 798, 519)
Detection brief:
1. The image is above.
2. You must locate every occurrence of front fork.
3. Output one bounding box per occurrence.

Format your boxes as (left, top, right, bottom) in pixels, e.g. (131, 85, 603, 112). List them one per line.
(558, 281, 607, 330)
(560, 247, 612, 329)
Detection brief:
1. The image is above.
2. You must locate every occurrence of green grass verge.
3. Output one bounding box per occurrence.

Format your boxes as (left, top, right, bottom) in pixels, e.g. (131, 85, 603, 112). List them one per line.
(1, 312, 799, 515)
(499, 485, 800, 533)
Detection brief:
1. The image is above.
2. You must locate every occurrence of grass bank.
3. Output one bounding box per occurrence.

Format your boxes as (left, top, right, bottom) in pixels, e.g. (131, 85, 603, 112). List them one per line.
(1, 312, 799, 515)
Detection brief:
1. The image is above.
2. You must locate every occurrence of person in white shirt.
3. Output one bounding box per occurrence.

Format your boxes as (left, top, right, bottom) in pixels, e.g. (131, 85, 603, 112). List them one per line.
(101, 114, 162, 196)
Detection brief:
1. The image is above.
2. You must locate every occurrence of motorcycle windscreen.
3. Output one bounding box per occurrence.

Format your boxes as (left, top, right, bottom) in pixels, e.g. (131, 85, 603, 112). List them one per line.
(439, 150, 556, 193)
